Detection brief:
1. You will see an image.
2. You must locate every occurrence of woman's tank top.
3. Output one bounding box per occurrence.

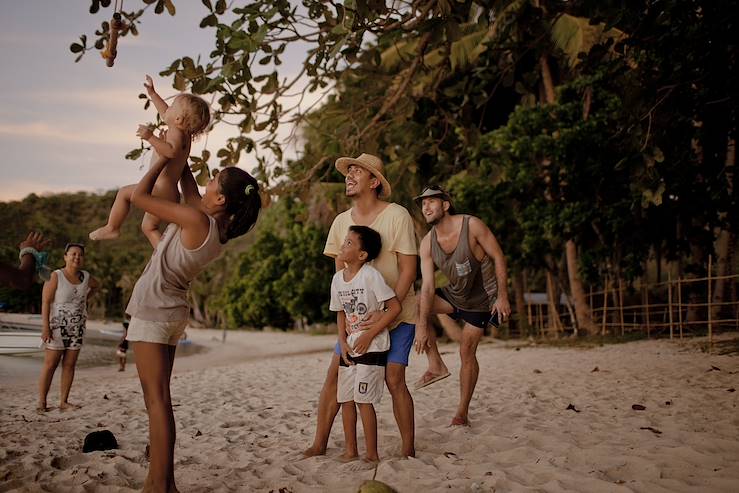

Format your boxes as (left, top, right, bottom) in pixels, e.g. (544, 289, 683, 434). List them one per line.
(126, 215, 224, 322)
(50, 269, 90, 328)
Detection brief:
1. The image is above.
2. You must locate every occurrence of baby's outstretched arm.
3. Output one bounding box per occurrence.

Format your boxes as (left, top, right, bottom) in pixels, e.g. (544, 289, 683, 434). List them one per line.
(137, 124, 184, 160)
(144, 75, 169, 118)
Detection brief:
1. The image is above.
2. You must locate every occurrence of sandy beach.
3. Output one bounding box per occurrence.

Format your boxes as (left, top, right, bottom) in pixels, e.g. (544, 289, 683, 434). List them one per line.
(1, 324, 738, 492)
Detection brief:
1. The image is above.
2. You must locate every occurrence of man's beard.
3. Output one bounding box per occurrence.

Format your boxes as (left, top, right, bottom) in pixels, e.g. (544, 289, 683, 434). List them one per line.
(427, 211, 445, 226)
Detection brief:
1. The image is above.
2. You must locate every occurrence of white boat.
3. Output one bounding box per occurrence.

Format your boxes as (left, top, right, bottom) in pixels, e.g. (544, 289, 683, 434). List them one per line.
(0, 325, 42, 354)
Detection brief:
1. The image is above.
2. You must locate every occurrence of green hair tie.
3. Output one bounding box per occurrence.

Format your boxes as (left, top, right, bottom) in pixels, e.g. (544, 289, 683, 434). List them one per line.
(244, 184, 255, 196)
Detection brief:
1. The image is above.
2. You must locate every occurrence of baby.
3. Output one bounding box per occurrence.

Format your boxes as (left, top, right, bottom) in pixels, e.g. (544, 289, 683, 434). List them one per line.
(89, 75, 210, 245)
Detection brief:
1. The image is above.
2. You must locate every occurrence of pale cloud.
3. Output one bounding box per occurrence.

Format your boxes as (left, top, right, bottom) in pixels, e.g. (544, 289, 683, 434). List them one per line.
(0, 122, 133, 146)
(28, 87, 151, 112)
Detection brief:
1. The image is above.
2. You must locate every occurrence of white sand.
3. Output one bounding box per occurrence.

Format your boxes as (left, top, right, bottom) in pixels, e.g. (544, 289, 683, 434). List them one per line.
(1, 327, 738, 492)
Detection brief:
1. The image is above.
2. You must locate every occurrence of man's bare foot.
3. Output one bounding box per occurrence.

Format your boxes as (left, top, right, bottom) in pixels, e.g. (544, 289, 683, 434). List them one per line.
(89, 225, 120, 241)
(302, 445, 326, 458)
(338, 452, 359, 463)
(59, 402, 81, 411)
(450, 416, 469, 426)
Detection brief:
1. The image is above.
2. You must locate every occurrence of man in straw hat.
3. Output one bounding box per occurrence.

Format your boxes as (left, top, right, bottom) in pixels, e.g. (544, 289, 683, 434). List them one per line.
(304, 153, 418, 458)
(412, 185, 510, 426)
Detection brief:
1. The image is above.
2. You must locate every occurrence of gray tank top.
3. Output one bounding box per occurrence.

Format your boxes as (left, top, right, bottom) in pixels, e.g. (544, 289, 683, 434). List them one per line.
(431, 215, 496, 312)
(126, 215, 223, 322)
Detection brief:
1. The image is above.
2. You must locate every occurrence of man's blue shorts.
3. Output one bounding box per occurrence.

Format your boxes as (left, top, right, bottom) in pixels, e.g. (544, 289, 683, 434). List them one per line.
(334, 322, 415, 366)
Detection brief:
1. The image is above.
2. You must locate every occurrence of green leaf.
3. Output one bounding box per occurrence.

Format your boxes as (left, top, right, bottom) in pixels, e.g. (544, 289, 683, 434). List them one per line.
(222, 61, 238, 78)
(261, 73, 278, 94)
(252, 24, 269, 45)
(125, 148, 144, 161)
(196, 164, 211, 186)
(164, 0, 176, 16)
(173, 73, 186, 91)
(200, 14, 217, 28)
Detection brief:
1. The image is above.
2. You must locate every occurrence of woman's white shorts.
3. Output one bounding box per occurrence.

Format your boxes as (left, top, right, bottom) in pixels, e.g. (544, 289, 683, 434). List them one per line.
(126, 317, 187, 346)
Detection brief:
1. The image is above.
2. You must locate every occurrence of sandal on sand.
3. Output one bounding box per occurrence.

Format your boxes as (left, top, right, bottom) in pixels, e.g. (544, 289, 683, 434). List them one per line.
(413, 370, 451, 390)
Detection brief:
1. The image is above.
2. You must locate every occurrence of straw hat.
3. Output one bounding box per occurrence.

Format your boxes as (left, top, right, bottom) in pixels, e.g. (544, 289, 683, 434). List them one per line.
(335, 153, 391, 199)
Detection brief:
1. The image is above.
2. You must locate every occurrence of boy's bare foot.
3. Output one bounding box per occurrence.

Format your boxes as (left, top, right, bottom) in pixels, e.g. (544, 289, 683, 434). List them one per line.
(302, 445, 326, 458)
(363, 455, 380, 464)
(89, 225, 120, 241)
(60, 402, 81, 411)
(36, 404, 51, 414)
(450, 416, 469, 426)
(338, 452, 359, 463)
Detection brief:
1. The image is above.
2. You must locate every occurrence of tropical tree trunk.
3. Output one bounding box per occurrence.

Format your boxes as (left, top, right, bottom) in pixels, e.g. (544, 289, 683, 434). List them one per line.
(712, 138, 735, 320)
(540, 53, 595, 334)
(566, 240, 597, 333)
(546, 269, 564, 335)
(190, 291, 206, 326)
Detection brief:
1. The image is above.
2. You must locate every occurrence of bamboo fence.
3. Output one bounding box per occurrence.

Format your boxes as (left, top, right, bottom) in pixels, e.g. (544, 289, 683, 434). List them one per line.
(520, 261, 739, 344)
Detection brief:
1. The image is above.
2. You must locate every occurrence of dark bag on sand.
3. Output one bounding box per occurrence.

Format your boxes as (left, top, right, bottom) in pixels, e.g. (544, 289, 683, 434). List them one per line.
(82, 430, 118, 453)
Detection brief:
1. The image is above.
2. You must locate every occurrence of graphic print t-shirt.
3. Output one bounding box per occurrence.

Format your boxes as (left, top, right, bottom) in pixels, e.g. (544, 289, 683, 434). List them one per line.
(330, 264, 396, 356)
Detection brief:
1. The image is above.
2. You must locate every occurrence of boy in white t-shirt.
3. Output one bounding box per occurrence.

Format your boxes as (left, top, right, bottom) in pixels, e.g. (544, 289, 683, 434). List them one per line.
(330, 225, 401, 463)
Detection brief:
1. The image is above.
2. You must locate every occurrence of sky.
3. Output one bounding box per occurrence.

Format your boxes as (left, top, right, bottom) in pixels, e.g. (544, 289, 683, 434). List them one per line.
(0, 1, 315, 202)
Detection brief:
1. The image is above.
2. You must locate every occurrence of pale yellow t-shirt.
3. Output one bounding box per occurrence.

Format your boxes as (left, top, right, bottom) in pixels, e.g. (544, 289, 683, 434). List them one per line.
(324, 203, 418, 327)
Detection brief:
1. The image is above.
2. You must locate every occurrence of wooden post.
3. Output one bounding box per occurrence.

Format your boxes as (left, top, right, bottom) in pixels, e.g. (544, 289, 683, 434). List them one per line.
(537, 304, 544, 336)
(677, 277, 683, 339)
(618, 279, 625, 336)
(644, 285, 651, 338)
(601, 278, 609, 336)
(589, 285, 594, 320)
(668, 271, 674, 340)
(708, 255, 713, 347)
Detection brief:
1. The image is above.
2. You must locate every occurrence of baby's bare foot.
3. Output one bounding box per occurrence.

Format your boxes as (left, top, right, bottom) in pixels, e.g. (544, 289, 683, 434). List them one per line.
(89, 225, 120, 241)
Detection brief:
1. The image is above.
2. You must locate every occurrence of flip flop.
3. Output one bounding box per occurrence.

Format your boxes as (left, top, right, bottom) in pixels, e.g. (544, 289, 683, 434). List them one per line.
(413, 370, 451, 390)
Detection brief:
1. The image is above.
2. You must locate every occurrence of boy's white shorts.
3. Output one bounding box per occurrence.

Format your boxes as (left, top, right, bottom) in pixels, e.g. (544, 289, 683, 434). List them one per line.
(337, 363, 385, 405)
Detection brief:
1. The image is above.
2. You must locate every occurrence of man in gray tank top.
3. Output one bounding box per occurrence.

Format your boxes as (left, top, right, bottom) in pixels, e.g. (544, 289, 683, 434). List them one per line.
(412, 186, 511, 426)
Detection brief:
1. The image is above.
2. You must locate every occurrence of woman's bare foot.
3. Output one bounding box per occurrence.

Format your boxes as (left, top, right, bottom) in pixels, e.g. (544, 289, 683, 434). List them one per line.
(338, 451, 359, 463)
(450, 415, 469, 426)
(302, 445, 326, 458)
(89, 225, 120, 241)
(60, 402, 81, 411)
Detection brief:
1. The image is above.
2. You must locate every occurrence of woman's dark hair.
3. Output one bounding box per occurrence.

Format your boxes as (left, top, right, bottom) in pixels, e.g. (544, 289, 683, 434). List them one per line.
(348, 225, 382, 262)
(219, 167, 262, 241)
(64, 242, 85, 254)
